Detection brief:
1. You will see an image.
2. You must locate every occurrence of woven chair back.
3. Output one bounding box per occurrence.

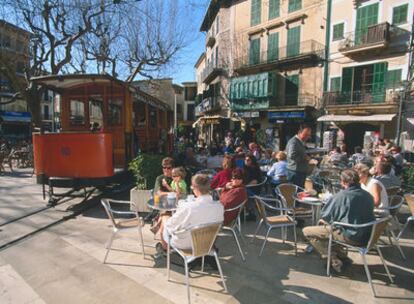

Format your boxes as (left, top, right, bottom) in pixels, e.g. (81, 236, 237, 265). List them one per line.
(278, 184, 297, 208)
(386, 187, 399, 197)
(191, 223, 221, 257)
(404, 194, 414, 215)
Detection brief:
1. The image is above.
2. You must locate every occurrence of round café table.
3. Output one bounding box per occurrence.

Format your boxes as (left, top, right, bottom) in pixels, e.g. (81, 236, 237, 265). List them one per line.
(147, 195, 178, 212)
(294, 194, 324, 225)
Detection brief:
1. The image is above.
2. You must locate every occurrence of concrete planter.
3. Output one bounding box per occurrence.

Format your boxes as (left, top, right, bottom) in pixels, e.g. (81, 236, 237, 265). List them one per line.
(130, 187, 152, 213)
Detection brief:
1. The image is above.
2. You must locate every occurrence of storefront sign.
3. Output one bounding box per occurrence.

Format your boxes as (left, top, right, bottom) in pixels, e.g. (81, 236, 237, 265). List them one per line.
(202, 118, 220, 125)
(235, 111, 259, 118)
(0, 111, 32, 123)
(268, 111, 305, 120)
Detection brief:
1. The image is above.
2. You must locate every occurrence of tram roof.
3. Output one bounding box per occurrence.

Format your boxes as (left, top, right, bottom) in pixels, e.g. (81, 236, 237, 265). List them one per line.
(31, 74, 127, 91)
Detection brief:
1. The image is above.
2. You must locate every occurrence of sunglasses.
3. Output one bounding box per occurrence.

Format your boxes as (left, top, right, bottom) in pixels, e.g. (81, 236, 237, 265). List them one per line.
(172, 175, 180, 177)
(163, 166, 172, 169)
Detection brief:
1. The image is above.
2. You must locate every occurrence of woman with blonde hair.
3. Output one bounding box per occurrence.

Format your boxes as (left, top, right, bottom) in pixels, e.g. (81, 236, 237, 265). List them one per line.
(354, 163, 389, 215)
(210, 155, 235, 189)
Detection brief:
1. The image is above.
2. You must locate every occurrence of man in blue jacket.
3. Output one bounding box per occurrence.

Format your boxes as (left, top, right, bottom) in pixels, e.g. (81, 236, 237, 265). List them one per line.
(303, 169, 375, 272)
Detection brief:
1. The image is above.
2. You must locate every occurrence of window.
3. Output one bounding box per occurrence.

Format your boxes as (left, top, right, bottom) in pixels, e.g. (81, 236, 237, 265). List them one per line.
(70, 100, 85, 126)
(267, 32, 279, 61)
(386, 69, 402, 89)
(392, 4, 408, 25)
(285, 74, 299, 105)
(177, 104, 182, 114)
(269, 0, 280, 20)
(288, 0, 301, 13)
(187, 104, 195, 121)
(216, 15, 220, 34)
(249, 38, 261, 65)
(108, 99, 122, 125)
(287, 26, 300, 57)
(43, 105, 49, 120)
(355, 3, 378, 44)
(1, 35, 11, 48)
(332, 23, 344, 41)
(184, 86, 196, 101)
(251, 0, 261, 26)
(148, 106, 157, 129)
(89, 96, 104, 130)
(330, 77, 341, 91)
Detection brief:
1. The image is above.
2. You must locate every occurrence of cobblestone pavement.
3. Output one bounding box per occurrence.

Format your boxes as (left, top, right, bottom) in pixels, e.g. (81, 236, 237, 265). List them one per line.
(0, 169, 413, 303)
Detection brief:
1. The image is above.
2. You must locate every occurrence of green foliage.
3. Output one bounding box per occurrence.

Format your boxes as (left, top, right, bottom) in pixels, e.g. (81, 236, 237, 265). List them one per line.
(402, 165, 414, 191)
(128, 153, 165, 190)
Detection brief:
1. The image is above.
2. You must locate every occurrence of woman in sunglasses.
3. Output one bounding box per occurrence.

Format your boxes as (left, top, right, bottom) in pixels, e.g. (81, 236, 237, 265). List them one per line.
(220, 168, 247, 225)
(154, 157, 174, 196)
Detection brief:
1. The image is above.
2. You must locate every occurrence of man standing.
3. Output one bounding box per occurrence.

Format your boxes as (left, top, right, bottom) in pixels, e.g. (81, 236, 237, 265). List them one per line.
(303, 170, 375, 272)
(286, 124, 312, 188)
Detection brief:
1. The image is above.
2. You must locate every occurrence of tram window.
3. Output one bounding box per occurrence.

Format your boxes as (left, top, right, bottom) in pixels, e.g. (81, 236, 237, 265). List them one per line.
(70, 100, 85, 126)
(108, 99, 122, 125)
(89, 97, 103, 130)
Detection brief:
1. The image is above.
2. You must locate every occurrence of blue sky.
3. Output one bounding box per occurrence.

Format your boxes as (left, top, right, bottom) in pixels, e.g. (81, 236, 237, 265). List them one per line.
(167, 0, 210, 84)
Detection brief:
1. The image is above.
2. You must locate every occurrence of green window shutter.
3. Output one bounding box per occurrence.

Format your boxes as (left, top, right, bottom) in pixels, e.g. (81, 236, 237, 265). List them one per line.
(287, 26, 300, 57)
(330, 77, 341, 91)
(288, 0, 301, 13)
(341, 67, 353, 97)
(372, 62, 388, 103)
(392, 4, 408, 25)
(251, 0, 261, 26)
(332, 23, 344, 41)
(249, 38, 261, 65)
(355, 3, 378, 45)
(269, 0, 280, 20)
(386, 69, 402, 89)
(267, 32, 279, 62)
(285, 74, 299, 105)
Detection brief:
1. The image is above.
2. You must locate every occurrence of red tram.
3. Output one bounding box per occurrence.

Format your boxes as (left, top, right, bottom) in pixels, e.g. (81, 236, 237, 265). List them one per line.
(31, 74, 172, 199)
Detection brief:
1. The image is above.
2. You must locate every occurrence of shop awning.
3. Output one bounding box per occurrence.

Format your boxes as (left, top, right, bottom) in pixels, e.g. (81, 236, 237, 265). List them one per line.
(407, 118, 414, 125)
(192, 115, 227, 128)
(317, 114, 396, 122)
(0, 111, 31, 123)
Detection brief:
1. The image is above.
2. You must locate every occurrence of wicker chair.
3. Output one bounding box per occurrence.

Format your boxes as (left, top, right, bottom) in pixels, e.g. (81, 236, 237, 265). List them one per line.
(101, 199, 146, 263)
(327, 216, 394, 297)
(276, 183, 313, 221)
(253, 196, 297, 256)
(398, 194, 414, 239)
(222, 199, 247, 261)
(166, 222, 227, 304)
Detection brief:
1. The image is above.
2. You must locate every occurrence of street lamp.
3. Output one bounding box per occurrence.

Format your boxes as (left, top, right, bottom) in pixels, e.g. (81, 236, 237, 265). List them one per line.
(396, 80, 409, 146)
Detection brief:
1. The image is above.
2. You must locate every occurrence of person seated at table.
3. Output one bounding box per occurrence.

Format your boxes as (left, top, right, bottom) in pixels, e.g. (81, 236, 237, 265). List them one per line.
(267, 151, 288, 186)
(354, 164, 389, 215)
(373, 161, 401, 189)
(243, 154, 263, 187)
(259, 149, 273, 166)
(303, 169, 375, 273)
(349, 146, 371, 166)
(220, 168, 248, 226)
(249, 142, 261, 160)
(154, 157, 174, 196)
(390, 146, 404, 175)
(234, 147, 245, 169)
(211, 155, 234, 190)
(329, 147, 348, 167)
(162, 167, 188, 199)
(155, 174, 224, 257)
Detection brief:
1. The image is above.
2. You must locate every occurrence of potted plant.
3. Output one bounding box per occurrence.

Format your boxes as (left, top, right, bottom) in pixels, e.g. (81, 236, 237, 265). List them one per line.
(402, 165, 414, 192)
(128, 153, 165, 212)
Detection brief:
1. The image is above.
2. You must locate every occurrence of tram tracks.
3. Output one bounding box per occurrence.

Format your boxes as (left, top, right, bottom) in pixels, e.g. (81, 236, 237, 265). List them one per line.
(0, 182, 133, 252)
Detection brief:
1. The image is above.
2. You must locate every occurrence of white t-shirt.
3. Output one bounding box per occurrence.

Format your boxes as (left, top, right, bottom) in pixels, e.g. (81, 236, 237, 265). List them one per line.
(361, 177, 389, 214)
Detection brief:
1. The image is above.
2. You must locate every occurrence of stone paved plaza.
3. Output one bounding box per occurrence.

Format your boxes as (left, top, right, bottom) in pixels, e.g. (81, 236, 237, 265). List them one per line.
(0, 169, 413, 304)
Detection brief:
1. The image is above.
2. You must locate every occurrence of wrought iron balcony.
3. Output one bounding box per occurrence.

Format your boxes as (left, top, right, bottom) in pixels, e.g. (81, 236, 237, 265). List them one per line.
(338, 22, 390, 55)
(201, 63, 225, 84)
(323, 89, 400, 106)
(234, 40, 325, 74)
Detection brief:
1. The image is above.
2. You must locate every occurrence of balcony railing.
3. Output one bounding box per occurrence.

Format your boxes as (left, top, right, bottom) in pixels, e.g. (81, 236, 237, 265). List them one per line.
(323, 89, 400, 106)
(231, 93, 319, 111)
(234, 40, 325, 72)
(201, 63, 225, 84)
(338, 22, 390, 53)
